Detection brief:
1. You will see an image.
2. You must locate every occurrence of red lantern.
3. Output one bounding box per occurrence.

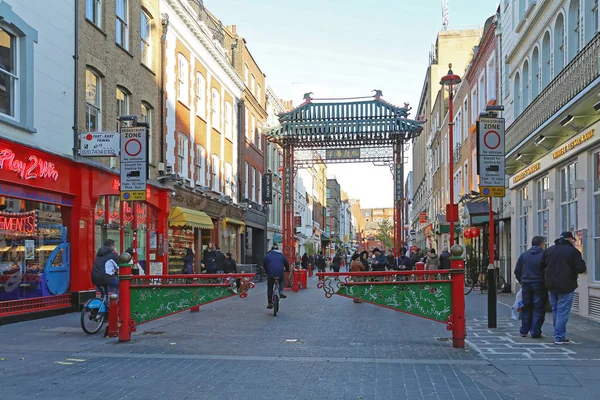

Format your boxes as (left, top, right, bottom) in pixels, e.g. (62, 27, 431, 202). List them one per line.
(463, 229, 472, 239)
(471, 227, 480, 237)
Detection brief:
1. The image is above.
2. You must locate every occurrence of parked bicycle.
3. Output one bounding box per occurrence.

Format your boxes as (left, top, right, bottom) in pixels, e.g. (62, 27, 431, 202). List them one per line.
(464, 267, 506, 295)
(80, 286, 111, 334)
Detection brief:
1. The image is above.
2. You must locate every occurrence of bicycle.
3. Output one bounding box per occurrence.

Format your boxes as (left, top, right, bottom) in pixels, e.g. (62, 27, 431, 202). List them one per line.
(464, 267, 506, 295)
(80, 286, 111, 334)
(272, 277, 280, 317)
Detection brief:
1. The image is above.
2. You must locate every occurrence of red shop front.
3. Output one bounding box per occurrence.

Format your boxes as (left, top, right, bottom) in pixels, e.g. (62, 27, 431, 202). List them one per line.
(0, 137, 170, 319)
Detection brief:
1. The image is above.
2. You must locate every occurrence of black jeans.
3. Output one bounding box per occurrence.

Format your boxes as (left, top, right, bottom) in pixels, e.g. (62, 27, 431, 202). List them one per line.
(520, 281, 547, 337)
(267, 275, 284, 304)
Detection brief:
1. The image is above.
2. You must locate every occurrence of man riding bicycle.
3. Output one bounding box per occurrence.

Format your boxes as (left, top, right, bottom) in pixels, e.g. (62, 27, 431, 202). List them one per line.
(264, 244, 289, 309)
(91, 239, 120, 293)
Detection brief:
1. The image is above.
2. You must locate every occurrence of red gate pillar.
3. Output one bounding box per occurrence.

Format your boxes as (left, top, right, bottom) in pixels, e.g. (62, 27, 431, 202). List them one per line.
(282, 144, 295, 264)
(450, 244, 466, 349)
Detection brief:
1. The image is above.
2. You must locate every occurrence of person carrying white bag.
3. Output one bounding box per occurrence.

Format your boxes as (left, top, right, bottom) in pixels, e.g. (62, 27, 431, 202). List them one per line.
(511, 289, 523, 321)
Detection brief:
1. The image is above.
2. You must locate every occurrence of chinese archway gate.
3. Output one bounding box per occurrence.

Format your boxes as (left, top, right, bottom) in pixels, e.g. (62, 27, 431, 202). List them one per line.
(265, 92, 466, 348)
(265, 91, 423, 261)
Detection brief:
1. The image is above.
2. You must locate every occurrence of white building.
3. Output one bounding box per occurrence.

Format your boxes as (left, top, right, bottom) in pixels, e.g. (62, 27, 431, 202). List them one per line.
(501, 0, 600, 319)
(265, 86, 283, 247)
(298, 165, 322, 254)
(0, 0, 75, 156)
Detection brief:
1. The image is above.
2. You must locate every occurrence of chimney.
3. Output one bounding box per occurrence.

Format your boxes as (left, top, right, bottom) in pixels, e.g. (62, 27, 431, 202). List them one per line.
(231, 25, 237, 34)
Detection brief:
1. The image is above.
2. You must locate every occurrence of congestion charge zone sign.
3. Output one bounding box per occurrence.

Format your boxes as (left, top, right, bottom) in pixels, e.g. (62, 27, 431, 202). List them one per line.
(477, 117, 506, 198)
(120, 126, 148, 201)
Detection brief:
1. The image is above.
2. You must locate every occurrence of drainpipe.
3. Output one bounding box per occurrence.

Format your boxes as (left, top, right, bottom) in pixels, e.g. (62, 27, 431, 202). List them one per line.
(72, 0, 79, 158)
(160, 14, 170, 165)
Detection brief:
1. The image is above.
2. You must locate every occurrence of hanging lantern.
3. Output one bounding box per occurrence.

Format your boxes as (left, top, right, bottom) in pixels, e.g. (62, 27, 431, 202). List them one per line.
(471, 227, 481, 237)
(463, 229, 472, 239)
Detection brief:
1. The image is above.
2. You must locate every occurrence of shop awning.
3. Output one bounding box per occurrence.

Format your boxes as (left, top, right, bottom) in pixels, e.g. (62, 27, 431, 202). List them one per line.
(439, 225, 461, 233)
(169, 207, 214, 229)
(222, 218, 246, 233)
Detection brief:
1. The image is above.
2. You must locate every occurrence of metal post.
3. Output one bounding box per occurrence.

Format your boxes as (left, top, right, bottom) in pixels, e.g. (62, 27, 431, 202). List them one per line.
(487, 197, 497, 328)
(118, 258, 133, 342)
(448, 81, 455, 247)
(106, 294, 119, 338)
(450, 245, 466, 348)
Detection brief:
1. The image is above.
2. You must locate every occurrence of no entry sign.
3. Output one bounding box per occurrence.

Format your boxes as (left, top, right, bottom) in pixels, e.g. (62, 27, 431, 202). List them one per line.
(120, 126, 148, 201)
(477, 117, 505, 197)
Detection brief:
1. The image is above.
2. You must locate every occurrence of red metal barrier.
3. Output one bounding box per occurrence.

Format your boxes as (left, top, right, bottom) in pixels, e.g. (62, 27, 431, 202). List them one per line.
(316, 267, 465, 349)
(297, 269, 308, 289)
(293, 269, 299, 292)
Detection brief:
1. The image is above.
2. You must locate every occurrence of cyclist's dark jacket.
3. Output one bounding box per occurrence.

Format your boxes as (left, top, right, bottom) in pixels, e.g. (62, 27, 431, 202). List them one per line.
(264, 250, 289, 277)
(91, 246, 119, 286)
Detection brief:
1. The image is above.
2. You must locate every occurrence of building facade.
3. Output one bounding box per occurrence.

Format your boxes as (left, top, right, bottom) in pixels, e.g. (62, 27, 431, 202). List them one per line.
(325, 178, 341, 257)
(502, 0, 600, 319)
(265, 86, 283, 249)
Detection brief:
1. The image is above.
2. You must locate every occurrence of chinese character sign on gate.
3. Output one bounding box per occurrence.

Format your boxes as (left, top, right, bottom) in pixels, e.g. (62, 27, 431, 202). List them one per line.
(284, 167, 292, 204)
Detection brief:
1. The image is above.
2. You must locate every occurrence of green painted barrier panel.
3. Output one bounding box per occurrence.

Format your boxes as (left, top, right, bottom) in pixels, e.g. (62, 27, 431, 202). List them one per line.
(130, 285, 233, 325)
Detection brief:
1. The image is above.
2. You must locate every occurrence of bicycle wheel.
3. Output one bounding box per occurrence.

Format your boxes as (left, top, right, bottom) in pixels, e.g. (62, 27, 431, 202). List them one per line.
(464, 276, 475, 295)
(80, 299, 105, 334)
(496, 275, 507, 294)
(273, 295, 279, 317)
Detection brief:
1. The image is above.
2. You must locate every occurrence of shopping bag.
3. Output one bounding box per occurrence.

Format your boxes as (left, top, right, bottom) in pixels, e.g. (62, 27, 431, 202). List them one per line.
(511, 289, 523, 320)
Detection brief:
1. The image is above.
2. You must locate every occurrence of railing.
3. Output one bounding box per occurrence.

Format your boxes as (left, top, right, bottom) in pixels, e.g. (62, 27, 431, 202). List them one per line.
(506, 32, 600, 153)
(0, 294, 72, 317)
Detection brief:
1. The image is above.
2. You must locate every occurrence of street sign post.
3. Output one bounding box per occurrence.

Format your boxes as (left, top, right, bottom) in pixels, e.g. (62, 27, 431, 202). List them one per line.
(120, 126, 148, 201)
(79, 132, 118, 156)
(477, 117, 506, 197)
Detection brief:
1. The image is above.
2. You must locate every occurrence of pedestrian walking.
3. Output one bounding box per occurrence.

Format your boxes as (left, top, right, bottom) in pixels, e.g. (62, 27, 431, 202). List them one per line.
(301, 253, 308, 270)
(202, 242, 218, 274)
(350, 253, 365, 303)
(439, 246, 451, 270)
(540, 232, 587, 344)
(514, 236, 547, 338)
(215, 246, 226, 273)
(425, 249, 440, 270)
(315, 251, 326, 274)
(331, 253, 342, 272)
(182, 248, 195, 274)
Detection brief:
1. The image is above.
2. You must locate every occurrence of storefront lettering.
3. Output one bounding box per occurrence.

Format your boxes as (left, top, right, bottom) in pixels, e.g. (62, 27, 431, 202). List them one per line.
(552, 129, 595, 159)
(513, 162, 541, 184)
(0, 211, 37, 233)
(0, 149, 59, 181)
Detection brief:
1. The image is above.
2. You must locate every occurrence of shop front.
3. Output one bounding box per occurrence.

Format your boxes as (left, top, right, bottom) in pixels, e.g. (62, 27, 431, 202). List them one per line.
(243, 207, 266, 265)
(0, 137, 171, 319)
(509, 125, 600, 319)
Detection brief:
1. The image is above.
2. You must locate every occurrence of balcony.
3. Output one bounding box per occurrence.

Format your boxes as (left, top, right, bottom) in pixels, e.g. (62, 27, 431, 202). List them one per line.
(506, 32, 600, 155)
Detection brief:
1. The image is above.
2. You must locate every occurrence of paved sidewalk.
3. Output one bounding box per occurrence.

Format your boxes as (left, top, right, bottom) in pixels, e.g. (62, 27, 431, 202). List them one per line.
(0, 276, 597, 399)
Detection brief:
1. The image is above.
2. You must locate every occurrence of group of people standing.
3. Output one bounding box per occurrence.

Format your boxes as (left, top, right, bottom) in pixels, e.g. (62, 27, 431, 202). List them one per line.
(181, 242, 237, 275)
(514, 231, 586, 344)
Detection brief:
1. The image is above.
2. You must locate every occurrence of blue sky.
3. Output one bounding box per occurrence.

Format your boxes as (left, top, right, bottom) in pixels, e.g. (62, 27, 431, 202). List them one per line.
(207, 0, 499, 207)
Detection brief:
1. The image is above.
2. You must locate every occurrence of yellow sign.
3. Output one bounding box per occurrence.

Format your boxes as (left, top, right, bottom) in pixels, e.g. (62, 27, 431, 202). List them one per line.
(513, 162, 541, 184)
(480, 186, 506, 197)
(553, 129, 595, 159)
(121, 190, 147, 201)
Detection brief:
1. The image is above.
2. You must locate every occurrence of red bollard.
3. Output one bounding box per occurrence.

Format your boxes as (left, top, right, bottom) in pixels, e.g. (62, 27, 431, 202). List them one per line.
(293, 268, 299, 292)
(450, 254, 466, 349)
(118, 257, 133, 342)
(308, 264, 313, 277)
(190, 305, 200, 312)
(106, 294, 119, 338)
(415, 261, 425, 270)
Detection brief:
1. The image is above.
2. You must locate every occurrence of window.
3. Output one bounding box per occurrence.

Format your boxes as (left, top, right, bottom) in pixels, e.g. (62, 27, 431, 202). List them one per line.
(536, 176, 550, 245)
(518, 185, 529, 254)
(116, 87, 129, 116)
(592, 0, 599, 41)
(531, 47, 540, 99)
(177, 53, 188, 103)
(454, 109, 462, 148)
(244, 64, 249, 84)
(250, 74, 255, 94)
(251, 167, 256, 202)
(0, 27, 17, 118)
(258, 171, 262, 205)
(522, 60, 530, 109)
(463, 97, 468, 140)
(211, 89, 220, 130)
(256, 84, 261, 104)
(464, 161, 469, 193)
(225, 162, 233, 198)
(86, 0, 102, 27)
(177, 134, 188, 179)
(554, 14, 565, 76)
(211, 154, 220, 192)
(478, 73, 486, 112)
(244, 162, 249, 199)
(541, 32, 551, 88)
(251, 114, 256, 143)
(470, 88, 477, 125)
(244, 106, 249, 138)
(224, 101, 232, 139)
(518, 0, 526, 21)
(487, 56, 496, 101)
(116, 0, 129, 49)
(593, 151, 600, 280)
(567, 0, 581, 63)
(140, 102, 152, 164)
(195, 145, 206, 186)
(85, 69, 102, 132)
(513, 72, 521, 116)
(196, 73, 205, 118)
(560, 162, 578, 232)
(140, 11, 151, 67)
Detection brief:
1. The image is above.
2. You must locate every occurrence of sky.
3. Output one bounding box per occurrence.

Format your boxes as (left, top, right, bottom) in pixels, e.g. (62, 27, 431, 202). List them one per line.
(207, 0, 499, 208)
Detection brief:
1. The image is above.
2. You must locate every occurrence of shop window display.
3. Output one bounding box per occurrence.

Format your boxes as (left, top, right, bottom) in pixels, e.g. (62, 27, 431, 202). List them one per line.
(0, 197, 70, 301)
(168, 227, 194, 274)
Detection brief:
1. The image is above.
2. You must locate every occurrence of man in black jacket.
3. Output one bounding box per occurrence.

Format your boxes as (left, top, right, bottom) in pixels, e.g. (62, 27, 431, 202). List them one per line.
(515, 236, 547, 338)
(439, 246, 451, 270)
(540, 232, 587, 345)
(91, 239, 120, 292)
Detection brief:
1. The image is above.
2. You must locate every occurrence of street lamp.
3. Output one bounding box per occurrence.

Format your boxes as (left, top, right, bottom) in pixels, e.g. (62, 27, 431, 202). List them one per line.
(440, 64, 462, 247)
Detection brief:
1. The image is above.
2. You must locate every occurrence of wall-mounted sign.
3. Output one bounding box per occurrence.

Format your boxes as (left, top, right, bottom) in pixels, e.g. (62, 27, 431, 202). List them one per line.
(263, 173, 273, 205)
(294, 216, 301, 228)
(0, 148, 59, 181)
(79, 132, 118, 156)
(552, 129, 594, 159)
(0, 211, 37, 234)
(419, 212, 427, 224)
(120, 126, 148, 201)
(477, 117, 505, 197)
(512, 162, 541, 184)
(395, 161, 403, 201)
(283, 166, 292, 205)
(325, 148, 360, 160)
(24, 240, 35, 260)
